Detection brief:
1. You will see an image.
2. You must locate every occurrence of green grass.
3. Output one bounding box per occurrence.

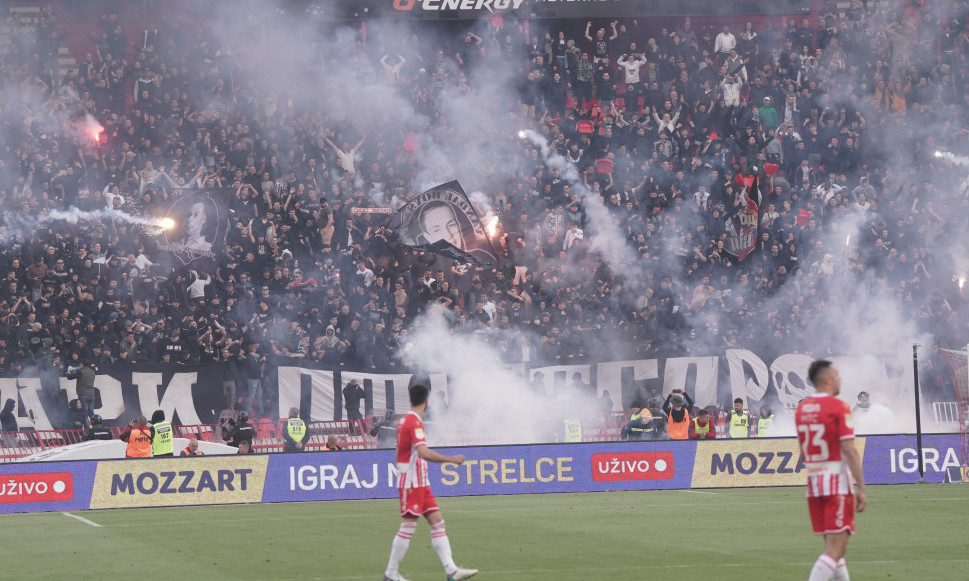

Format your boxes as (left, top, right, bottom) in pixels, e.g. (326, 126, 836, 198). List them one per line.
(3, 485, 968, 580)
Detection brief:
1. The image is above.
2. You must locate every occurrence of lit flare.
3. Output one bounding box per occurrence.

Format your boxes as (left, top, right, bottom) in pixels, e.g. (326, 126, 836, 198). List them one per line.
(486, 216, 499, 237)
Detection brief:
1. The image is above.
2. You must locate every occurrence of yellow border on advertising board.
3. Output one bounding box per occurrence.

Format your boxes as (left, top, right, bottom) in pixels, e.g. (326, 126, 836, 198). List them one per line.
(691, 437, 866, 488)
(89, 455, 268, 509)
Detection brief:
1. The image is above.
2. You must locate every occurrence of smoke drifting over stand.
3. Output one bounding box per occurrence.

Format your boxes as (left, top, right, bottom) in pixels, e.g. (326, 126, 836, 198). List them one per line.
(1, 0, 967, 438)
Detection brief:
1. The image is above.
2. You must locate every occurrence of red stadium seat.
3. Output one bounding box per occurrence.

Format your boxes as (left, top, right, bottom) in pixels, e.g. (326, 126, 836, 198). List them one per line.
(257, 418, 276, 439)
(595, 157, 614, 175)
(577, 120, 595, 134)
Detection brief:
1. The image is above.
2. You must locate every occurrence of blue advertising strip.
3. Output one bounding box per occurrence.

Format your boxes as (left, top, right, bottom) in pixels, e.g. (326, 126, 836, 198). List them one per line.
(0, 461, 97, 514)
(263, 441, 698, 503)
(862, 434, 963, 484)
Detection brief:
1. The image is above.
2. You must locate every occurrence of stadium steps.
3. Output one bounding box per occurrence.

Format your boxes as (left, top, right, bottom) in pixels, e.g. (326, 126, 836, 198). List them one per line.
(7, 3, 42, 26)
(0, 4, 41, 56)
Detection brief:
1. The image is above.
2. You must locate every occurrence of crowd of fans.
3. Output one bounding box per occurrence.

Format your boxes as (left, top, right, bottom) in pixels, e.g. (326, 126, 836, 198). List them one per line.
(0, 0, 967, 421)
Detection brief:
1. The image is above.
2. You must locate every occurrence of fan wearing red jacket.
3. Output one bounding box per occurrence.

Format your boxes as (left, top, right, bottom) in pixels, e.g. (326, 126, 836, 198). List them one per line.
(382, 384, 478, 581)
(796, 360, 867, 581)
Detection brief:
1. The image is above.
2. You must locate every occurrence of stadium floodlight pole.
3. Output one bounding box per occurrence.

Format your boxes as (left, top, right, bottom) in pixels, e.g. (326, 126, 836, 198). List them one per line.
(912, 343, 925, 483)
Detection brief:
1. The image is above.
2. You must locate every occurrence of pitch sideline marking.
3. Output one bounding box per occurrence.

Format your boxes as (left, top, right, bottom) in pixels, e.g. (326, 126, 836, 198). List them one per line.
(62, 512, 102, 527)
(92, 495, 966, 527)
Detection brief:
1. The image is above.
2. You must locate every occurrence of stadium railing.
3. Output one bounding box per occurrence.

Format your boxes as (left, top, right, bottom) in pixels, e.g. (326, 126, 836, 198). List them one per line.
(932, 401, 959, 431)
(0, 412, 683, 461)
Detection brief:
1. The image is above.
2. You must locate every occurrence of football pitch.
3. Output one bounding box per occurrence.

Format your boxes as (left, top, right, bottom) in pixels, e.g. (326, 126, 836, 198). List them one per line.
(3, 484, 967, 581)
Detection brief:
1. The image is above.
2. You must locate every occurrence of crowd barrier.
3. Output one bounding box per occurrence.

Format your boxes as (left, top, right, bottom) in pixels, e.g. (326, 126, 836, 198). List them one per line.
(0, 435, 962, 514)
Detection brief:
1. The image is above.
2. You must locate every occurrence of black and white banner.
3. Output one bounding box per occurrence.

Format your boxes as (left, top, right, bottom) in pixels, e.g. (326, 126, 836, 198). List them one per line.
(0, 364, 224, 430)
(386, 180, 499, 267)
(155, 188, 234, 270)
(0, 351, 917, 432)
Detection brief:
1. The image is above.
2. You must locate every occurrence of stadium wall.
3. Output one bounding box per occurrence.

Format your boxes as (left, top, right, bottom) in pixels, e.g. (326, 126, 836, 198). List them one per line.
(0, 435, 962, 514)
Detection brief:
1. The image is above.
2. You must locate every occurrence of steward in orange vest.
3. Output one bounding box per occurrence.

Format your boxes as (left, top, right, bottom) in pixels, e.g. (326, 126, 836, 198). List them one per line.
(179, 438, 204, 456)
(663, 390, 694, 440)
(120, 416, 155, 458)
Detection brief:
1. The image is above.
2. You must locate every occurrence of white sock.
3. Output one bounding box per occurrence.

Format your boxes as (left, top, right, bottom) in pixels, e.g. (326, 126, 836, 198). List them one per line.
(832, 558, 850, 581)
(808, 554, 837, 581)
(385, 521, 418, 578)
(430, 520, 458, 574)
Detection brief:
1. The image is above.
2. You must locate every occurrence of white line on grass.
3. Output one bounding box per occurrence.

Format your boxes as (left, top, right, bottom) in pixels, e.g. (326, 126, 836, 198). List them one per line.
(94, 494, 965, 527)
(62, 512, 101, 527)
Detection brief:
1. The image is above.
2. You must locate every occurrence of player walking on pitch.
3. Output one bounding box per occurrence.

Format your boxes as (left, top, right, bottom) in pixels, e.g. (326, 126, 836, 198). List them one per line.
(796, 360, 868, 581)
(383, 383, 478, 581)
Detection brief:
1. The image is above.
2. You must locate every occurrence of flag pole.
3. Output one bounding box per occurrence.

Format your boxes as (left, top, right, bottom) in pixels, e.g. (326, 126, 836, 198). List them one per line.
(913, 343, 925, 483)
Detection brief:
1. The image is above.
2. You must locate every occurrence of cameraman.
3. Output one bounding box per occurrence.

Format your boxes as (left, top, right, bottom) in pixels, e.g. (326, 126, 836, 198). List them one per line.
(222, 411, 254, 449)
(83, 415, 112, 441)
(369, 411, 398, 449)
(66, 361, 98, 427)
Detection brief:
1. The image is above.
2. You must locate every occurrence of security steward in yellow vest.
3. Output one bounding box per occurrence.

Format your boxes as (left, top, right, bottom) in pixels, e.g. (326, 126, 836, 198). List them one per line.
(150, 409, 174, 457)
(689, 409, 716, 439)
(727, 398, 752, 438)
(563, 418, 582, 442)
(756, 405, 775, 437)
(663, 390, 693, 440)
(283, 406, 307, 452)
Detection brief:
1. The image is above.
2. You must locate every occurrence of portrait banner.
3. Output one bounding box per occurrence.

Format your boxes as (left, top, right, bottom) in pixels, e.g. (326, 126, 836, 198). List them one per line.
(386, 180, 499, 267)
(155, 188, 234, 270)
(724, 178, 759, 261)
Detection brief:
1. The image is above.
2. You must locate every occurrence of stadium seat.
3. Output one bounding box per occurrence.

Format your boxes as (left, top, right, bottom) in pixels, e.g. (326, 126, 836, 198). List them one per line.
(595, 157, 614, 175)
(256, 419, 276, 439)
(614, 97, 626, 110)
(577, 120, 595, 134)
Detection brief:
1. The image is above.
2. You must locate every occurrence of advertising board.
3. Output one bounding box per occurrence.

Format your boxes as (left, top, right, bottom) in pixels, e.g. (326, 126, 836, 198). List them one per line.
(0, 434, 962, 514)
(89, 456, 269, 509)
(860, 434, 962, 484)
(689, 438, 852, 488)
(262, 441, 697, 503)
(0, 461, 96, 514)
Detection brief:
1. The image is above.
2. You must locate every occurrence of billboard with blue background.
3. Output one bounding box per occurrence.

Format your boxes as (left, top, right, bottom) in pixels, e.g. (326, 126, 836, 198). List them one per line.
(0, 435, 962, 514)
(262, 441, 697, 503)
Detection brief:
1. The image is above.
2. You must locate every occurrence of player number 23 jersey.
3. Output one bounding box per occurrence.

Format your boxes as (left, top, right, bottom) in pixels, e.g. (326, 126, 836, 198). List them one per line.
(795, 393, 856, 497)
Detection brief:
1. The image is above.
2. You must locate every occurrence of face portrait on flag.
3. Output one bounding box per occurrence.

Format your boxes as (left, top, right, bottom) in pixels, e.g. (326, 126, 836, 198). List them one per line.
(387, 181, 499, 267)
(157, 189, 230, 269)
(418, 200, 467, 250)
(178, 199, 214, 252)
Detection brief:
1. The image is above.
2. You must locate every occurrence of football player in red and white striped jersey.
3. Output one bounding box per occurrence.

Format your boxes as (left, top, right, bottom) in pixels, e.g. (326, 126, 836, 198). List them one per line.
(796, 360, 868, 581)
(383, 383, 478, 581)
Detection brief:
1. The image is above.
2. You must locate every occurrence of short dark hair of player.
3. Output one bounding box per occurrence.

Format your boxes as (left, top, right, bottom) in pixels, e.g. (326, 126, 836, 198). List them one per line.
(734, 397, 744, 404)
(409, 383, 430, 407)
(808, 359, 833, 386)
(697, 409, 710, 417)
